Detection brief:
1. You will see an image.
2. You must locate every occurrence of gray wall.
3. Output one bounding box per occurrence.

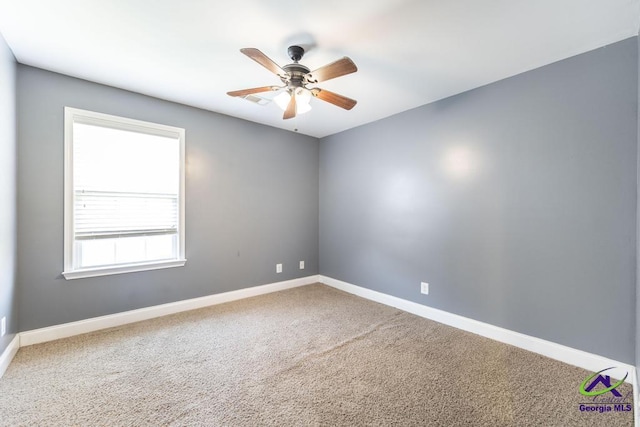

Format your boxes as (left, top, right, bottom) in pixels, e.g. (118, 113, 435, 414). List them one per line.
(0, 32, 16, 354)
(637, 34, 640, 388)
(17, 65, 319, 331)
(319, 37, 638, 364)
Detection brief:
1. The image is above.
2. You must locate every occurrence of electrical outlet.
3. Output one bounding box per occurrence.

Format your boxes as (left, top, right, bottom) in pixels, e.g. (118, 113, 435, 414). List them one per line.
(276, 263, 282, 273)
(421, 282, 429, 295)
(0, 317, 5, 337)
(299, 260, 305, 270)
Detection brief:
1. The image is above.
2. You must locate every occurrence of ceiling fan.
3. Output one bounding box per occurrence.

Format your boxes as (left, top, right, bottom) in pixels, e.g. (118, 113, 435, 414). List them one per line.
(227, 45, 358, 120)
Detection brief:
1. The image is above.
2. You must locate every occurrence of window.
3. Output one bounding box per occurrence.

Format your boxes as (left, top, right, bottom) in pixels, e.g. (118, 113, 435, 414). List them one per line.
(63, 107, 185, 279)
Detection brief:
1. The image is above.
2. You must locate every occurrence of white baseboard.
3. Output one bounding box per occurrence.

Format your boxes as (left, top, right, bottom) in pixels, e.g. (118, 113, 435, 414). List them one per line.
(320, 275, 636, 384)
(19, 275, 319, 347)
(0, 335, 20, 379)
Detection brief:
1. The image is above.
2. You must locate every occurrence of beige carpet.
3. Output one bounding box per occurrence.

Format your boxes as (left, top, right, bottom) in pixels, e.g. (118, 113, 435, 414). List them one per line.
(0, 284, 634, 426)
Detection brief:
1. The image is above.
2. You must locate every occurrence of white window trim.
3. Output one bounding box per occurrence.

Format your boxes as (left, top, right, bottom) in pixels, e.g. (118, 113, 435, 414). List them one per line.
(63, 107, 186, 280)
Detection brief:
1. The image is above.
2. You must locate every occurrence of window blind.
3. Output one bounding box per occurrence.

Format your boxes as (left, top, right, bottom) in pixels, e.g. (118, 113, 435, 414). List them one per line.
(72, 122, 180, 242)
(74, 190, 178, 239)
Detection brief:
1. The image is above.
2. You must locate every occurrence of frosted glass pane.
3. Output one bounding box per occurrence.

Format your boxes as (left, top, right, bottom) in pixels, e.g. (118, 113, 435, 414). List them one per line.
(115, 237, 146, 264)
(145, 234, 176, 261)
(79, 239, 115, 267)
(78, 235, 177, 268)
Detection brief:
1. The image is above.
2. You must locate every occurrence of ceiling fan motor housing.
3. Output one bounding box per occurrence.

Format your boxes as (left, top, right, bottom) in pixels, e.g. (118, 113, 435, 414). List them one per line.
(282, 63, 310, 88)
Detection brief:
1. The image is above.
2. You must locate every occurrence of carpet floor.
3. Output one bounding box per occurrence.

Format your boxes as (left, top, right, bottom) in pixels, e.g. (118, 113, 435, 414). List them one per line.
(0, 284, 634, 426)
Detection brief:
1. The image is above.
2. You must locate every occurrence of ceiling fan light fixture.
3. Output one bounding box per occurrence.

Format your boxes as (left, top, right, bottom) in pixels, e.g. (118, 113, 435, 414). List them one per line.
(274, 88, 312, 115)
(295, 87, 312, 114)
(274, 90, 291, 110)
(296, 100, 312, 115)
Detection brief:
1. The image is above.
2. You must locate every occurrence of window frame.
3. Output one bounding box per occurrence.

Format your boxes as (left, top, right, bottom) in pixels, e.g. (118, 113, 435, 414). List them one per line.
(63, 107, 186, 280)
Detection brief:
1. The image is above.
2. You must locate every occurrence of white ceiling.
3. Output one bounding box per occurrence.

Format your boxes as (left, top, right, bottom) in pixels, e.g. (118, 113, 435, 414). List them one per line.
(0, 0, 638, 138)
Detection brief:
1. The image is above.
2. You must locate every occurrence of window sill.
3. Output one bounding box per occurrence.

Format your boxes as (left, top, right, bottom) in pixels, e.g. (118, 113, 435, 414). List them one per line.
(62, 259, 187, 280)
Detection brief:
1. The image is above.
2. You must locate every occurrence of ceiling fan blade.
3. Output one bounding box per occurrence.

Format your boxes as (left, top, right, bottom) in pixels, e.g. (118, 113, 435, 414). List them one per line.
(306, 57, 357, 83)
(227, 86, 278, 97)
(240, 48, 286, 77)
(310, 88, 357, 110)
(283, 92, 297, 120)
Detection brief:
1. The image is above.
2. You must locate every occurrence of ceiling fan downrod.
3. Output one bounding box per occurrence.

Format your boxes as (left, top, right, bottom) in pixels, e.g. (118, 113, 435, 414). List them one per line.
(287, 45, 305, 63)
